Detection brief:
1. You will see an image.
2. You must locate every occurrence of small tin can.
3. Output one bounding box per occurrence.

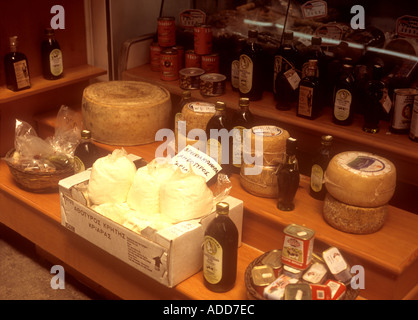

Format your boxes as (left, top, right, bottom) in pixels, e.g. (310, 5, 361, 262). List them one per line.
(322, 246, 352, 284)
(284, 283, 312, 300)
(263, 274, 298, 300)
(200, 73, 226, 97)
(283, 264, 303, 279)
(201, 53, 220, 73)
(302, 262, 328, 284)
(194, 24, 212, 55)
(390, 88, 417, 134)
(185, 50, 201, 68)
(160, 48, 179, 81)
(173, 45, 184, 70)
(281, 224, 315, 270)
(251, 265, 276, 296)
(150, 42, 162, 72)
(325, 279, 346, 300)
(310, 284, 332, 300)
(409, 95, 418, 142)
(261, 249, 282, 277)
(157, 16, 176, 47)
(179, 67, 205, 90)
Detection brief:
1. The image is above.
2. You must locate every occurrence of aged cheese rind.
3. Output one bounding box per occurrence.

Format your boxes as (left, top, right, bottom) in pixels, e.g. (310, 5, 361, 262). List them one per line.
(239, 163, 279, 198)
(243, 125, 289, 166)
(323, 193, 388, 234)
(324, 151, 396, 207)
(181, 101, 215, 135)
(82, 81, 171, 145)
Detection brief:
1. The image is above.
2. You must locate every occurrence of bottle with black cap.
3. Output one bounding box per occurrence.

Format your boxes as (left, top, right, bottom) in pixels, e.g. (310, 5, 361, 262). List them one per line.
(310, 135, 333, 200)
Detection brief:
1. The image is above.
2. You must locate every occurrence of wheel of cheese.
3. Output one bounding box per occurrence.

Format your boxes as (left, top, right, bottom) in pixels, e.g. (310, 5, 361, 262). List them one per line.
(324, 151, 396, 207)
(243, 126, 289, 165)
(181, 101, 215, 135)
(239, 162, 279, 198)
(323, 193, 388, 234)
(82, 81, 171, 145)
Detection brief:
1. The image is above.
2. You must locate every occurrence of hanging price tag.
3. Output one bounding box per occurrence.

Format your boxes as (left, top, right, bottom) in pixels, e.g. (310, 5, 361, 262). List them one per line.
(302, 0, 327, 19)
(284, 69, 301, 90)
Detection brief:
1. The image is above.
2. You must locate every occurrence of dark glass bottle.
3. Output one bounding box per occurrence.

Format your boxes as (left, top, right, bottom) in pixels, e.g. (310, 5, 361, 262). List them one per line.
(297, 60, 321, 120)
(310, 135, 333, 200)
(239, 30, 263, 101)
(231, 97, 254, 173)
(203, 202, 238, 293)
(332, 64, 355, 126)
(4, 36, 31, 91)
(231, 37, 246, 92)
(174, 90, 192, 130)
(363, 64, 385, 133)
(42, 28, 63, 80)
(302, 37, 324, 79)
(274, 31, 300, 111)
(276, 137, 300, 211)
(206, 101, 232, 175)
(74, 130, 101, 173)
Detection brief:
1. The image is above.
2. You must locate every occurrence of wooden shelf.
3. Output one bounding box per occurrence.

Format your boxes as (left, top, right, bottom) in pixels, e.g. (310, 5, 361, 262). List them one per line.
(123, 64, 418, 188)
(0, 65, 107, 104)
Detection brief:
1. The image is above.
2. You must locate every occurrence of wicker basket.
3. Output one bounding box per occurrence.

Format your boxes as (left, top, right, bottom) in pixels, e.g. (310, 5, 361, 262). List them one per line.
(5, 149, 74, 193)
(245, 250, 360, 300)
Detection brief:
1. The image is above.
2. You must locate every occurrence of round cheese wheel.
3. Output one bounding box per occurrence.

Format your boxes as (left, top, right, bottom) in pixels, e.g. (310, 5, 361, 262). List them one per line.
(323, 193, 388, 234)
(324, 151, 396, 207)
(82, 81, 171, 145)
(181, 101, 215, 135)
(243, 125, 289, 165)
(239, 162, 279, 198)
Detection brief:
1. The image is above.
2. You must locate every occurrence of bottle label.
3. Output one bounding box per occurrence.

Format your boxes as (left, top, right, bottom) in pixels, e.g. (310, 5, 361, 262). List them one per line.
(232, 126, 245, 167)
(333, 89, 352, 121)
(273, 55, 294, 94)
(231, 60, 240, 89)
(207, 138, 222, 164)
(73, 156, 85, 173)
(310, 164, 324, 192)
(13, 60, 30, 89)
(239, 54, 253, 94)
(298, 85, 314, 117)
(203, 235, 223, 284)
(49, 48, 63, 76)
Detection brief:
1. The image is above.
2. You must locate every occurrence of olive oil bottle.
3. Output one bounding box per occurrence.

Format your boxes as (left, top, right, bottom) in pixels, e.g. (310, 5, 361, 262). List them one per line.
(42, 28, 63, 80)
(4, 36, 31, 91)
(203, 202, 239, 292)
(74, 130, 101, 173)
(310, 135, 333, 200)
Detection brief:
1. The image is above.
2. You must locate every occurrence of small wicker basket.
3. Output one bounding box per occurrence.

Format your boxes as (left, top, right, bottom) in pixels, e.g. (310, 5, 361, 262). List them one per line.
(5, 149, 74, 193)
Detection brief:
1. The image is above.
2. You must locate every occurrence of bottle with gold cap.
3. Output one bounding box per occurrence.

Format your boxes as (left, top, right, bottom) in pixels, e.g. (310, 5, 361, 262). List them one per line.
(203, 202, 239, 292)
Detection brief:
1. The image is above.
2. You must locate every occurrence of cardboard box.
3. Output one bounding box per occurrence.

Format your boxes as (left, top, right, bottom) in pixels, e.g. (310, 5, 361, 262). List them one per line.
(59, 170, 243, 288)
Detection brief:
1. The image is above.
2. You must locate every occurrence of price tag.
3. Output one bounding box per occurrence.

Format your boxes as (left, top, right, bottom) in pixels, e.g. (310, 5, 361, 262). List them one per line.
(284, 68, 301, 90)
(190, 101, 216, 113)
(302, 0, 327, 19)
(396, 15, 418, 39)
(381, 89, 393, 114)
(170, 145, 221, 182)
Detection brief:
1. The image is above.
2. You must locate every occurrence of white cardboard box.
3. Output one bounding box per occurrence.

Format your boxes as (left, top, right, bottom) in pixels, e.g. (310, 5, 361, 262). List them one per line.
(59, 170, 243, 288)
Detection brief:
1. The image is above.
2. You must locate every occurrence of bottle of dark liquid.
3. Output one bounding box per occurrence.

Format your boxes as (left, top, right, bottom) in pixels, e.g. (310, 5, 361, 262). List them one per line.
(297, 60, 321, 120)
(332, 64, 355, 126)
(274, 31, 300, 111)
(231, 37, 246, 92)
(276, 137, 300, 211)
(302, 37, 324, 79)
(4, 36, 31, 91)
(74, 130, 100, 173)
(310, 135, 333, 200)
(206, 101, 232, 175)
(203, 202, 238, 293)
(42, 28, 63, 80)
(231, 97, 254, 173)
(239, 29, 264, 101)
(363, 64, 385, 133)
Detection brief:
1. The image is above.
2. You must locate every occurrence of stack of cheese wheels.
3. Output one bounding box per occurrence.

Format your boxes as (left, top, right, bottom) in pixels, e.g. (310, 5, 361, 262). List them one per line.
(82, 81, 171, 145)
(323, 151, 396, 234)
(240, 125, 289, 198)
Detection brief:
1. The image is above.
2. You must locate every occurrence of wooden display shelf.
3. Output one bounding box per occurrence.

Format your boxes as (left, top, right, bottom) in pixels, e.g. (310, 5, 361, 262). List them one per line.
(0, 65, 107, 104)
(1, 136, 417, 299)
(122, 64, 418, 189)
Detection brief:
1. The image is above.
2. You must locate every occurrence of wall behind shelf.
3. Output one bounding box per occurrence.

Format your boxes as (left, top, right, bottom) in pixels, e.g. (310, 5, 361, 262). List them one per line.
(0, 0, 87, 86)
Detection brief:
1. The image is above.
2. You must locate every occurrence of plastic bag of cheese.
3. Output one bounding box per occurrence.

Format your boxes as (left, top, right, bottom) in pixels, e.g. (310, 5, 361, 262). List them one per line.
(159, 166, 214, 224)
(87, 149, 137, 205)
